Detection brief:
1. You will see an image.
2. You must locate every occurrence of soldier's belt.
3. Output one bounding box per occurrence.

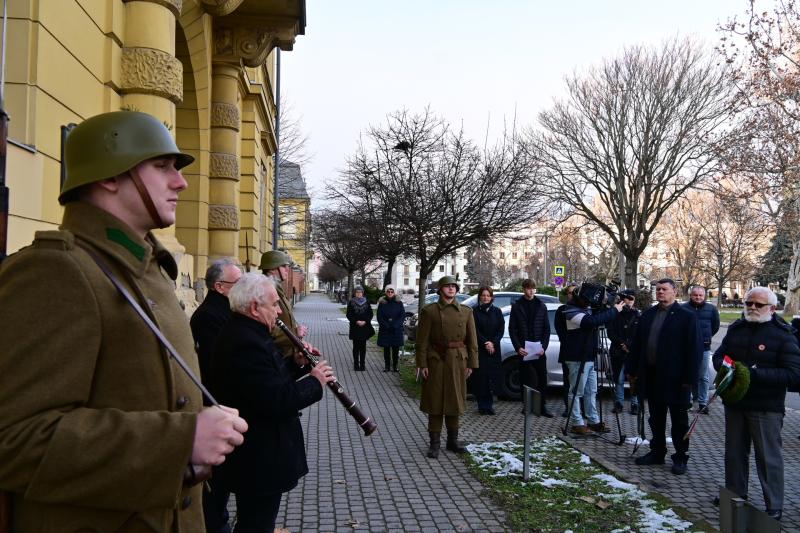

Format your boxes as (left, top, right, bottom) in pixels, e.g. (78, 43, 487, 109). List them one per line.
(432, 341, 466, 356)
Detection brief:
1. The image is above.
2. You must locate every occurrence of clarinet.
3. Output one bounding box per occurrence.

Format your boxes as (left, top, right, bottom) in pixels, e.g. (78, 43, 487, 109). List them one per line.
(276, 319, 378, 436)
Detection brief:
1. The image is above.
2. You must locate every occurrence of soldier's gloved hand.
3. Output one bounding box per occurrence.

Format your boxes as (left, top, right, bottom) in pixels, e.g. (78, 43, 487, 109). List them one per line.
(192, 405, 248, 466)
(419, 367, 429, 380)
(464, 368, 473, 379)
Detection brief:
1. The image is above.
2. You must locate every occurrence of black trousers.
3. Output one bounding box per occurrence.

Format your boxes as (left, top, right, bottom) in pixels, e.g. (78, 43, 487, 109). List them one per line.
(520, 357, 548, 410)
(383, 346, 399, 369)
(233, 491, 283, 533)
(647, 401, 690, 461)
(203, 477, 232, 533)
(474, 353, 502, 410)
(352, 339, 367, 368)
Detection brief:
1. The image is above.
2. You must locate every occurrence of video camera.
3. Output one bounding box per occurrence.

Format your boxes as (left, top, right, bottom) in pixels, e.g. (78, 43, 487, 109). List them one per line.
(576, 280, 621, 310)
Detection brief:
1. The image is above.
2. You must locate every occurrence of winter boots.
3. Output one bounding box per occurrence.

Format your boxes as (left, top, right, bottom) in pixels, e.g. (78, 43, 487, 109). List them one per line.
(446, 429, 467, 454)
(427, 432, 441, 458)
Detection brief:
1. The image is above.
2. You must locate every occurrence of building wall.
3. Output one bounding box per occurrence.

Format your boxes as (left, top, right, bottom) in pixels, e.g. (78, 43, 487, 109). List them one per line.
(4, 0, 305, 309)
(278, 196, 311, 293)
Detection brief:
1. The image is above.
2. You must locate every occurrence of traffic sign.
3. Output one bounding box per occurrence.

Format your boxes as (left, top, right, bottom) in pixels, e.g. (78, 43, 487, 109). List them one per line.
(554, 265, 565, 276)
(554, 276, 565, 288)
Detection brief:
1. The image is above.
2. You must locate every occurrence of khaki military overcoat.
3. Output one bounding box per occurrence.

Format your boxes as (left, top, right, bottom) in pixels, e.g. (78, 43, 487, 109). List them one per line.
(0, 203, 202, 532)
(272, 281, 300, 357)
(415, 299, 479, 415)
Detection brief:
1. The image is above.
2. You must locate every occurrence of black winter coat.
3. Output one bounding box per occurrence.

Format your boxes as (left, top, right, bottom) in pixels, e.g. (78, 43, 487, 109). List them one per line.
(713, 316, 800, 413)
(682, 301, 720, 348)
(346, 299, 375, 341)
(509, 297, 550, 354)
(211, 313, 323, 494)
(628, 302, 702, 405)
(607, 306, 640, 377)
(473, 303, 505, 358)
(190, 289, 231, 402)
(377, 297, 405, 347)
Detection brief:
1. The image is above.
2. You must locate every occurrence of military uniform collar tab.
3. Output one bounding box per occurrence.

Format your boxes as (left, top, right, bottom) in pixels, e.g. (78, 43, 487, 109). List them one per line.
(62, 202, 174, 278)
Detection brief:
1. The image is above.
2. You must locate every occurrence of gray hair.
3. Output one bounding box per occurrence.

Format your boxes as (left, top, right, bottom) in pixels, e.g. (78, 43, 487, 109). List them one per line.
(205, 257, 240, 290)
(229, 272, 276, 314)
(744, 286, 778, 306)
(689, 285, 706, 294)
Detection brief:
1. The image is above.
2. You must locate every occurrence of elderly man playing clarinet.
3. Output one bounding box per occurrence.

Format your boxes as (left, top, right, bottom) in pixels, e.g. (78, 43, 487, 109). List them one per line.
(211, 272, 336, 532)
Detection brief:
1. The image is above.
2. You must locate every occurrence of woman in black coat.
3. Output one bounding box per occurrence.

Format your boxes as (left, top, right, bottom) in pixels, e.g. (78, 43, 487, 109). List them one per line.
(347, 286, 375, 371)
(377, 285, 405, 372)
(472, 286, 505, 415)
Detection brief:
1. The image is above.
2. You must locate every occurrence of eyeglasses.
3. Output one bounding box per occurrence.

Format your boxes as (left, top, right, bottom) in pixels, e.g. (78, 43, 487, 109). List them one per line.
(744, 301, 769, 309)
(386, 289, 395, 293)
(217, 279, 239, 285)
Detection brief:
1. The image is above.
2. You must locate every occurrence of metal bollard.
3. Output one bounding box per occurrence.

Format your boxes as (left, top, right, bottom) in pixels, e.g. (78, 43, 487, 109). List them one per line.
(522, 386, 541, 482)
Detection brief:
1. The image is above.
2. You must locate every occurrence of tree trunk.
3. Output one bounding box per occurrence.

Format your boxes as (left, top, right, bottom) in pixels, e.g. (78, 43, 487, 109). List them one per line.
(624, 255, 638, 290)
(417, 260, 430, 315)
(783, 239, 800, 316)
(346, 271, 355, 300)
(383, 255, 397, 289)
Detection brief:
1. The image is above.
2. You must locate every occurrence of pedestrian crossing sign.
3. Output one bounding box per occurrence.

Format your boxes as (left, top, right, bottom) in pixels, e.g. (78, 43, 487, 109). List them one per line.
(554, 265, 565, 276)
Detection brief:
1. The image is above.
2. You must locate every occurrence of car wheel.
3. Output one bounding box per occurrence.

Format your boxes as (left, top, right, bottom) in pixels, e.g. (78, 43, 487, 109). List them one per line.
(499, 357, 538, 401)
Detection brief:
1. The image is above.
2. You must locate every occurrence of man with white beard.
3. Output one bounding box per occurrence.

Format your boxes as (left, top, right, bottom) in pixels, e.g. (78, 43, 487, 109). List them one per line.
(712, 286, 800, 521)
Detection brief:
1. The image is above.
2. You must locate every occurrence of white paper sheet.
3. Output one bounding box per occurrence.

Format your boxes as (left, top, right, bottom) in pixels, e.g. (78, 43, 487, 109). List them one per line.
(523, 341, 543, 361)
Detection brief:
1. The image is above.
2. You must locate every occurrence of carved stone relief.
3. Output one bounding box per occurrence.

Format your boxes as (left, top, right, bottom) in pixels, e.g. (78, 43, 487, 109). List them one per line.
(209, 152, 239, 180)
(211, 102, 240, 131)
(120, 47, 183, 104)
(208, 204, 239, 230)
(199, 0, 244, 16)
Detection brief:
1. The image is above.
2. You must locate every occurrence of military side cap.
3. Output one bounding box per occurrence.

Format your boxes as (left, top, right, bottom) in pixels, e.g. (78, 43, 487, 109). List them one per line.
(260, 250, 292, 270)
(60, 111, 194, 204)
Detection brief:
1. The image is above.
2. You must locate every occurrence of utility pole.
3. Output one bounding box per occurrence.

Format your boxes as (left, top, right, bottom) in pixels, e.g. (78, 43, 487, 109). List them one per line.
(0, 0, 10, 264)
(272, 48, 281, 250)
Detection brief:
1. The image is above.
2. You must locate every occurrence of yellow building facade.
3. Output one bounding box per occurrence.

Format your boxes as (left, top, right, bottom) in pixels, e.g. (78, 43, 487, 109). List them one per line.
(4, 0, 305, 307)
(277, 160, 311, 291)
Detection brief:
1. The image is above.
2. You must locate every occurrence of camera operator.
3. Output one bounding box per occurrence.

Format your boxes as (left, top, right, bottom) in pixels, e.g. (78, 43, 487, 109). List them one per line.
(608, 289, 640, 415)
(558, 283, 625, 435)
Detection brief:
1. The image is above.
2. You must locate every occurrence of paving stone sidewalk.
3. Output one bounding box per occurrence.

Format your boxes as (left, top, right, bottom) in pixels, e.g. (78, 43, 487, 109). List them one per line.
(268, 294, 799, 532)
(273, 294, 507, 533)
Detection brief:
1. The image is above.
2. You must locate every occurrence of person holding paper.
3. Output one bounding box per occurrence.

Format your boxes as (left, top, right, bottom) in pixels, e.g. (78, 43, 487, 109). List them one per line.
(509, 279, 553, 417)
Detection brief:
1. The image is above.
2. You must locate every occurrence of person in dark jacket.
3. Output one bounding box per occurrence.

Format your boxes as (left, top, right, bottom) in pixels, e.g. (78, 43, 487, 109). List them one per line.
(712, 287, 800, 521)
(628, 278, 702, 475)
(347, 286, 375, 371)
(558, 283, 624, 435)
(682, 285, 720, 414)
(608, 289, 640, 415)
(472, 286, 505, 415)
(377, 285, 405, 372)
(212, 273, 336, 533)
(555, 284, 578, 416)
(189, 257, 242, 533)
(509, 279, 553, 417)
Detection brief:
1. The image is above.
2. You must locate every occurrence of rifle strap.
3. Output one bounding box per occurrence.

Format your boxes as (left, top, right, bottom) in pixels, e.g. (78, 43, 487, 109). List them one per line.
(75, 241, 218, 406)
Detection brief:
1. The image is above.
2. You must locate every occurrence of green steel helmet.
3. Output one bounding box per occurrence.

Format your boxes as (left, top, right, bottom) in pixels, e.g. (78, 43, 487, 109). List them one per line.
(59, 110, 195, 204)
(437, 275, 460, 292)
(260, 250, 293, 271)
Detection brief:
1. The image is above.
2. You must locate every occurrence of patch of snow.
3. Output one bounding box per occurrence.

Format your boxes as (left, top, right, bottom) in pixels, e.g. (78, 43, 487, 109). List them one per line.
(538, 478, 573, 487)
(580, 454, 590, 464)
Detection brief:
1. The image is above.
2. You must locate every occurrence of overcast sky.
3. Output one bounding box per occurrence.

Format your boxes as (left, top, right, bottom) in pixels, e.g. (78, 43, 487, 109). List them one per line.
(282, 0, 743, 199)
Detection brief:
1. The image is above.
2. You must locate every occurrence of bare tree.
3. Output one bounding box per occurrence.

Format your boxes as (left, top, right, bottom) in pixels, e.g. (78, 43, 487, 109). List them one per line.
(313, 209, 373, 296)
(317, 260, 347, 292)
(659, 193, 708, 296)
(340, 108, 542, 312)
(696, 191, 770, 308)
(718, 2, 800, 314)
(529, 38, 733, 288)
(465, 240, 495, 287)
(279, 97, 312, 169)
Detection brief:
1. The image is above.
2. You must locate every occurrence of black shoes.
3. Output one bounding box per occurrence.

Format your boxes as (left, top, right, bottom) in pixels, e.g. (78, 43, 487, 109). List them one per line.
(612, 402, 623, 414)
(630, 404, 639, 415)
(635, 451, 666, 465)
(478, 408, 496, 416)
(427, 432, 441, 459)
(766, 509, 782, 521)
(383, 368, 390, 372)
(445, 430, 467, 454)
(540, 410, 555, 418)
(671, 461, 688, 475)
(699, 404, 709, 415)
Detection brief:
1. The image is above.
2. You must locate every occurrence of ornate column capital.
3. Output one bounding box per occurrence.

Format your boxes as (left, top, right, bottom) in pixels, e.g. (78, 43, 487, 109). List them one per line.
(213, 17, 300, 67)
(120, 47, 184, 104)
(123, 0, 182, 18)
(199, 0, 244, 16)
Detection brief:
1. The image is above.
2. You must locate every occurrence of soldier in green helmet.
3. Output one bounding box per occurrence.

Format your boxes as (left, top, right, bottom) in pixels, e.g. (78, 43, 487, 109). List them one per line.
(0, 111, 247, 532)
(415, 276, 479, 458)
(260, 249, 313, 359)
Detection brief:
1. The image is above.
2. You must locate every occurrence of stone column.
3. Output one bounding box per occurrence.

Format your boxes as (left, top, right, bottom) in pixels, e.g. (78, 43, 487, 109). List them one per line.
(119, 0, 185, 254)
(207, 62, 241, 259)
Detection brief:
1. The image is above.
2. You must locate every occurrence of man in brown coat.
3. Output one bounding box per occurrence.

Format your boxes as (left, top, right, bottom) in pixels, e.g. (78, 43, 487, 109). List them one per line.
(260, 250, 308, 359)
(416, 276, 479, 458)
(0, 111, 247, 532)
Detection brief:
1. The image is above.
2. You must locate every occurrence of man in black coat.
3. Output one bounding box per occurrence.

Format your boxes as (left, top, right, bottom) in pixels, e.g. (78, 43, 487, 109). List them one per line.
(211, 273, 336, 532)
(628, 278, 701, 475)
(509, 279, 553, 417)
(713, 287, 800, 521)
(189, 257, 242, 533)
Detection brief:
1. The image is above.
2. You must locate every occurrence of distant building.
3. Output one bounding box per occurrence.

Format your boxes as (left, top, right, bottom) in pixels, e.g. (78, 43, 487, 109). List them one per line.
(278, 161, 311, 297)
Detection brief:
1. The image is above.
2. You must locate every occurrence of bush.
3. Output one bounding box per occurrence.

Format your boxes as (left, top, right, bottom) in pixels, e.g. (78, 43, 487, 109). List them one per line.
(538, 285, 558, 296)
(364, 286, 384, 304)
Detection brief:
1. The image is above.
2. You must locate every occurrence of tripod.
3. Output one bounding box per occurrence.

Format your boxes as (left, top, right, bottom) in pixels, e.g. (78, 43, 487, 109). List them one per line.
(561, 325, 626, 445)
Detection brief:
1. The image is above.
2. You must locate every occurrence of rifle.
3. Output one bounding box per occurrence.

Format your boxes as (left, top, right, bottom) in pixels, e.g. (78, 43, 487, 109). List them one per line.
(244, 232, 252, 272)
